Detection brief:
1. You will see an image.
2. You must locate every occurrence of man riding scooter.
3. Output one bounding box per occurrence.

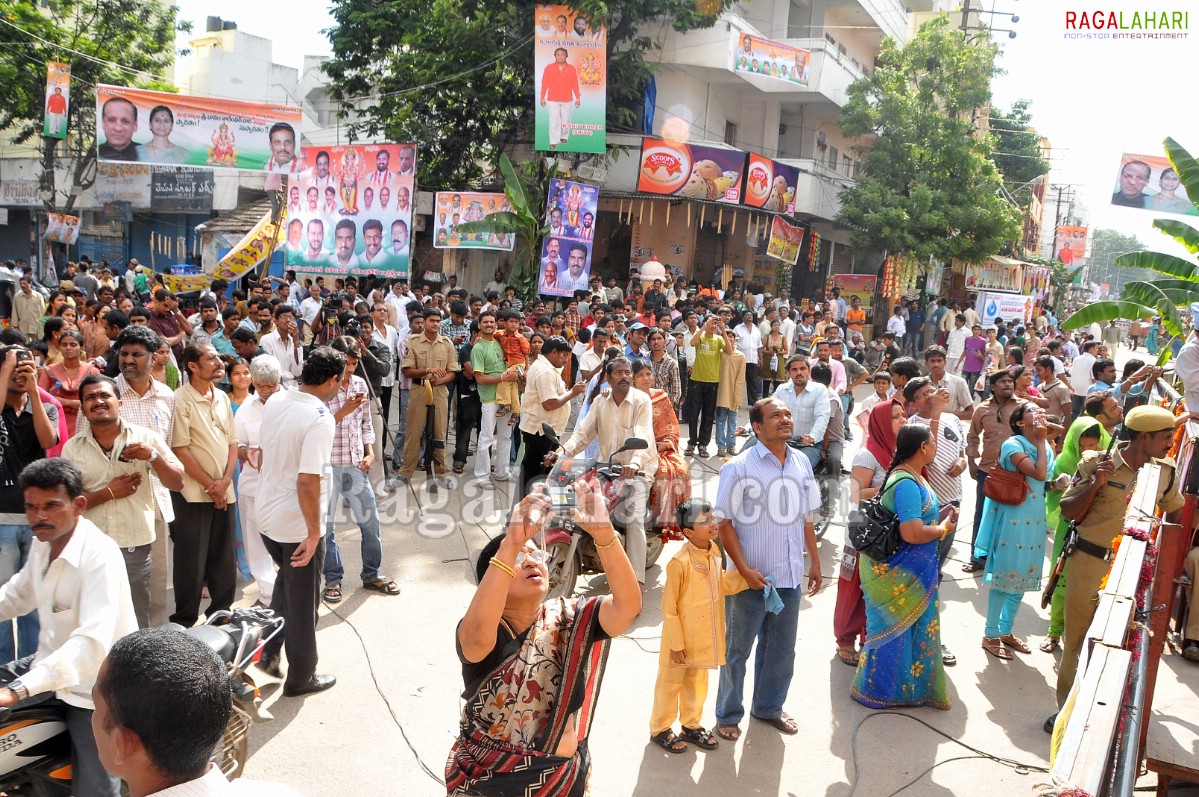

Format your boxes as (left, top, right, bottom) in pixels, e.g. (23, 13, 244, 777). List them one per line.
(552, 358, 657, 585)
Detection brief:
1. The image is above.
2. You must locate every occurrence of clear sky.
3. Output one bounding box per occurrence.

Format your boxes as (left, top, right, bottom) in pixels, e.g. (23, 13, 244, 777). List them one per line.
(174, 0, 1197, 254)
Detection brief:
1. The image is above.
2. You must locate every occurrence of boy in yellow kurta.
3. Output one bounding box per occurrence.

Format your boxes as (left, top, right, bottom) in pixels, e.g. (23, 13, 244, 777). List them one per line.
(650, 500, 747, 752)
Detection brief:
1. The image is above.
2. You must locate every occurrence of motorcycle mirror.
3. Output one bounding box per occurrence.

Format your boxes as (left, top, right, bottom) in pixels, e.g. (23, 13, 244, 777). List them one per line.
(541, 421, 559, 445)
(618, 437, 649, 452)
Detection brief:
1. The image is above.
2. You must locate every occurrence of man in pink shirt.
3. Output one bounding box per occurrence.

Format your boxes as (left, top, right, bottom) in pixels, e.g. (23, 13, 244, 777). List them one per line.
(810, 338, 846, 395)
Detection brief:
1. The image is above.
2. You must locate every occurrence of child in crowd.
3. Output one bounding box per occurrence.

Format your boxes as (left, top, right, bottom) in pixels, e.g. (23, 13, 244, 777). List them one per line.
(494, 310, 529, 421)
(856, 372, 893, 436)
(649, 500, 746, 754)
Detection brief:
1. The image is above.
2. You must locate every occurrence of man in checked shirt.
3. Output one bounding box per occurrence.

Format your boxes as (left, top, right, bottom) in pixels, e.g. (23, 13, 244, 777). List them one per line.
(321, 337, 400, 603)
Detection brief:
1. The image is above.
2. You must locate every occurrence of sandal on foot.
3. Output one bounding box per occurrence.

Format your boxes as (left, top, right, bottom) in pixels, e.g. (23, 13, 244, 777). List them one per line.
(755, 712, 799, 735)
(679, 726, 719, 750)
(714, 724, 741, 741)
(981, 636, 1013, 660)
(1039, 636, 1060, 654)
(962, 561, 983, 573)
(323, 583, 343, 603)
(363, 579, 400, 595)
(836, 646, 860, 666)
(650, 730, 687, 754)
(1000, 634, 1031, 654)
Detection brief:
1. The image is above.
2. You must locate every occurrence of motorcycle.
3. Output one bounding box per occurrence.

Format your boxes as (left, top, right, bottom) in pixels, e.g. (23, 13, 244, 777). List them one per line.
(0, 607, 283, 795)
(537, 423, 683, 600)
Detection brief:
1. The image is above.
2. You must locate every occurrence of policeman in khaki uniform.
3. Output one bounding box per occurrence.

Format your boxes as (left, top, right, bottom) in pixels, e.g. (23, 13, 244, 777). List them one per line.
(1051, 405, 1184, 726)
(395, 308, 459, 486)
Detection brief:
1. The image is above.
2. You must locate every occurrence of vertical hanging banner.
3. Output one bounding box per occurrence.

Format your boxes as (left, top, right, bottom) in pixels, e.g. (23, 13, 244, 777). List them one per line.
(1054, 225, 1088, 264)
(44, 213, 81, 245)
(765, 215, 803, 264)
(281, 143, 417, 277)
(43, 62, 71, 139)
(534, 5, 606, 154)
(95, 84, 303, 170)
(538, 177, 600, 296)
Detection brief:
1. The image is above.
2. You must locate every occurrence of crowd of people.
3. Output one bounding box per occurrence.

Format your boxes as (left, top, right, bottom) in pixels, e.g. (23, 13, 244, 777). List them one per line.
(0, 254, 1197, 795)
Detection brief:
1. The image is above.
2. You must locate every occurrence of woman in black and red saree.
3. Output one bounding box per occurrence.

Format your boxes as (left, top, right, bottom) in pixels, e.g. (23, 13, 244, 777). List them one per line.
(447, 481, 642, 796)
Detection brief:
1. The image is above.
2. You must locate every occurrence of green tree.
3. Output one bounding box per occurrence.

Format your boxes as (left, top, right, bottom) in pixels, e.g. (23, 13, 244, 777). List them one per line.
(0, 0, 179, 210)
(988, 99, 1049, 206)
(1086, 228, 1151, 298)
(323, 0, 732, 190)
(836, 15, 1020, 265)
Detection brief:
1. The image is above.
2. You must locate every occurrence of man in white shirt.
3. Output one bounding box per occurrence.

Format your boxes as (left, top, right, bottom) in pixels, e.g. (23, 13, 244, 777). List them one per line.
(263, 123, 303, 175)
(1175, 304, 1199, 412)
(779, 308, 797, 354)
(259, 305, 305, 386)
(1068, 340, 1099, 419)
(328, 220, 360, 270)
(299, 283, 324, 330)
(0, 458, 137, 797)
(734, 309, 763, 403)
(368, 301, 400, 460)
(945, 313, 970, 375)
(886, 305, 907, 340)
(368, 149, 393, 185)
(772, 356, 830, 471)
(962, 304, 981, 329)
(256, 348, 343, 697)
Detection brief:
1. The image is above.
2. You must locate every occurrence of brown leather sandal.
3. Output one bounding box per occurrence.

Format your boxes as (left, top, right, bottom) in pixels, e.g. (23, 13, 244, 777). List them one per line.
(1000, 634, 1031, 654)
(981, 636, 1013, 660)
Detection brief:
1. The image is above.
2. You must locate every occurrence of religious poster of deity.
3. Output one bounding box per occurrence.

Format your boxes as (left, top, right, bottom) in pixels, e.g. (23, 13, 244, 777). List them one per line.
(537, 177, 600, 297)
(282, 144, 418, 277)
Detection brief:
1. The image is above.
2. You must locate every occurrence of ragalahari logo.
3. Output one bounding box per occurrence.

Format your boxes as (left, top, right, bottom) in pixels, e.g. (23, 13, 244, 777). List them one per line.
(1063, 7, 1189, 40)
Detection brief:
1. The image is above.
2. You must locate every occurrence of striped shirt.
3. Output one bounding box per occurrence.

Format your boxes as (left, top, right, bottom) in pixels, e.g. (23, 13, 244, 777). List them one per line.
(909, 412, 965, 503)
(715, 442, 821, 589)
(325, 375, 375, 467)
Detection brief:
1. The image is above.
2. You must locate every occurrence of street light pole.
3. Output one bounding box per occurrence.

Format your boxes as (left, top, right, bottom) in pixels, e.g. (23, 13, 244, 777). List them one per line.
(960, 0, 972, 31)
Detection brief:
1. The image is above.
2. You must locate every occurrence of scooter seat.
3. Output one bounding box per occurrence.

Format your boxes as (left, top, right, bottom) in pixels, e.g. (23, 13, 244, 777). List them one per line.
(184, 624, 236, 664)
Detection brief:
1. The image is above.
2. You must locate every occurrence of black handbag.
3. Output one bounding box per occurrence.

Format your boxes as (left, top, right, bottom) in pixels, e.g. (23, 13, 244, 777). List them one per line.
(848, 473, 916, 562)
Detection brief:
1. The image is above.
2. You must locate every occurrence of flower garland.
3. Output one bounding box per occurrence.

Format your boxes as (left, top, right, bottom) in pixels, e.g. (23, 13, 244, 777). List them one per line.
(808, 230, 821, 273)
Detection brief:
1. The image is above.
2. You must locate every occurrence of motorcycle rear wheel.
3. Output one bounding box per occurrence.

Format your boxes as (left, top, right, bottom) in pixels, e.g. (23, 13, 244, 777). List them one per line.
(645, 534, 665, 569)
(544, 540, 579, 600)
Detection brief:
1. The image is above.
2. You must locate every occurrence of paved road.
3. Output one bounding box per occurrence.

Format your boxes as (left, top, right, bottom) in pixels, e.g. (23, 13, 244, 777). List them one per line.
(236, 358, 1197, 796)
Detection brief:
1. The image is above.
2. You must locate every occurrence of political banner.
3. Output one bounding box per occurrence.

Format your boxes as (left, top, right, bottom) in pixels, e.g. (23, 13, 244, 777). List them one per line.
(538, 178, 600, 297)
(151, 167, 214, 212)
(534, 4, 606, 154)
(765, 215, 803, 264)
(635, 138, 745, 203)
(282, 143, 417, 277)
(162, 208, 284, 294)
(1054, 225, 1087, 264)
(43, 62, 71, 140)
(1111, 151, 1197, 215)
(95, 84, 304, 172)
(733, 33, 810, 86)
(830, 274, 877, 311)
(433, 192, 515, 251)
(44, 213, 80, 245)
(743, 153, 798, 213)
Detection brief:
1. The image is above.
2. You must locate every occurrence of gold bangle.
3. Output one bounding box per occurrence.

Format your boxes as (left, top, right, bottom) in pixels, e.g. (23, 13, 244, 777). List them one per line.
(595, 535, 619, 551)
(106, 487, 116, 501)
(489, 557, 517, 579)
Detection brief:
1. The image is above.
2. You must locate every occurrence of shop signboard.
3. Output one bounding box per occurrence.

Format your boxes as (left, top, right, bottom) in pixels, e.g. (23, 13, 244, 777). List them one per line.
(975, 290, 1032, 328)
(151, 167, 214, 212)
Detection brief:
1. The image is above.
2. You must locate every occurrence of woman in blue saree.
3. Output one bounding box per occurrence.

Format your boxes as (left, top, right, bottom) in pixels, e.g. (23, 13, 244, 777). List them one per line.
(852, 424, 957, 710)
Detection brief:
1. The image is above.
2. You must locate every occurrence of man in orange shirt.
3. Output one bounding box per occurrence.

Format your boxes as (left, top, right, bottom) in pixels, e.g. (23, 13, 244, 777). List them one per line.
(45, 87, 68, 136)
(846, 296, 867, 334)
(539, 48, 581, 151)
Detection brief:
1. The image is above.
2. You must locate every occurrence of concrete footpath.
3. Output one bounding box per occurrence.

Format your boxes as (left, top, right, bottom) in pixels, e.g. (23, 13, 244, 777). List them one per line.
(235, 368, 1197, 796)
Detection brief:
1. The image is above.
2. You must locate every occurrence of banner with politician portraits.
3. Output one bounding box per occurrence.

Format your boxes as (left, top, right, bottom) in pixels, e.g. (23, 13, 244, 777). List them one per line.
(95, 85, 303, 171)
(1110, 151, 1197, 215)
(534, 4, 606, 154)
(282, 143, 417, 277)
(43, 62, 71, 140)
(537, 178, 599, 297)
(433, 192, 515, 251)
(732, 33, 811, 86)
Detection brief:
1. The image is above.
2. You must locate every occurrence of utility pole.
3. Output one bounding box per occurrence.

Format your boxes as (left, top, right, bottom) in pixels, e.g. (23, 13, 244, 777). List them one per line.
(960, 0, 972, 31)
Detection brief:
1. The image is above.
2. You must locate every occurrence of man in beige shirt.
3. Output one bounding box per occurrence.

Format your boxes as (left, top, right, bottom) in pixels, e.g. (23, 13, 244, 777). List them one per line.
(63, 375, 183, 627)
(11, 277, 46, 338)
(519, 337, 584, 486)
(559, 358, 657, 583)
(170, 343, 238, 627)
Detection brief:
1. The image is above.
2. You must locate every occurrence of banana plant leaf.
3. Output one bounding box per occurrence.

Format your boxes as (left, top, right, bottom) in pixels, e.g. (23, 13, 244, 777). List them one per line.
(500, 155, 533, 219)
(1165, 137, 1199, 202)
(1060, 300, 1158, 331)
(1118, 281, 1186, 337)
(1116, 251, 1199, 281)
(1153, 219, 1199, 254)
(454, 211, 525, 236)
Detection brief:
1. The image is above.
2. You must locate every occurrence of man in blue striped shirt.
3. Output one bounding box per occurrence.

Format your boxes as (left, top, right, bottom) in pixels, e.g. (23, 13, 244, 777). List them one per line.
(713, 396, 823, 742)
